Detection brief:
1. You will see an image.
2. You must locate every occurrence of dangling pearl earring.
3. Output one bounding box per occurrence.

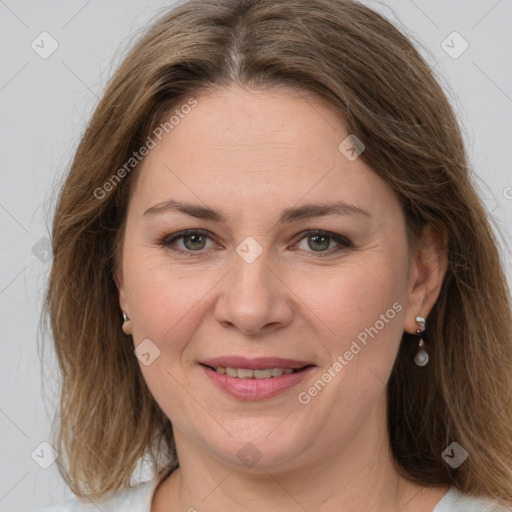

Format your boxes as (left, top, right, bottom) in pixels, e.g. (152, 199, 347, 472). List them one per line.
(414, 315, 429, 367)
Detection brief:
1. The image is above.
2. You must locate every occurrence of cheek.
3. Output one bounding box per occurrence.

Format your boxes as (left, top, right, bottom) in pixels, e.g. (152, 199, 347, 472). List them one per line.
(123, 250, 210, 424)
(123, 247, 206, 347)
(295, 255, 409, 409)
(303, 259, 406, 348)
(294, 258, 407, 430)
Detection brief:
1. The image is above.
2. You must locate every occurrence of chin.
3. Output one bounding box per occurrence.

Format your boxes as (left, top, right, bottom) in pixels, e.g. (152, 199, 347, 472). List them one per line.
(199, 422, 308, 470)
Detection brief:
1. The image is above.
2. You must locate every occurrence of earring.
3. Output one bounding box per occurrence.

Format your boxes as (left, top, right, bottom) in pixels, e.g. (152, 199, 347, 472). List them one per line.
(121, 311, 132, 336)
(414, 315, 429, 367)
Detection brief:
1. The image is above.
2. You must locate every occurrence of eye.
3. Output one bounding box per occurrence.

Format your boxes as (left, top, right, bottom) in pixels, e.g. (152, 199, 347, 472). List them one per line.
(159, 229, 216, 255)
(158, 229, 351, 258)
(293, 230, 351, 257)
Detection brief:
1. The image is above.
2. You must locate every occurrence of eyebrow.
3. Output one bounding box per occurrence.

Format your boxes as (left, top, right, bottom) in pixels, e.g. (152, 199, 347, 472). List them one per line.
(143, 199, 371, 223)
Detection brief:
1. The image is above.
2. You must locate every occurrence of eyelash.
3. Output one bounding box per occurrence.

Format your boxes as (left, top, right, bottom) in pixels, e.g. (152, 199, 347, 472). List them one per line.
(157, 229, 352, 258)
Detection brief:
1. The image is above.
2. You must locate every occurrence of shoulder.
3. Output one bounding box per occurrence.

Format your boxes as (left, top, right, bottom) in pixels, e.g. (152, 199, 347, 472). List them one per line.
(434, 487, 511, 512)
(33, 475, 161, 512)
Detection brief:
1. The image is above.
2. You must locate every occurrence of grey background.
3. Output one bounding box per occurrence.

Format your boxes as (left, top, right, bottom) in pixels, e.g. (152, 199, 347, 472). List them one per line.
(1, 0, 511, 510)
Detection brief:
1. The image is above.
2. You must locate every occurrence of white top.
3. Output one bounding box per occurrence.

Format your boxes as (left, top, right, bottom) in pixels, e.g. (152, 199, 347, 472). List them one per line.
(34, 475, 510, 512)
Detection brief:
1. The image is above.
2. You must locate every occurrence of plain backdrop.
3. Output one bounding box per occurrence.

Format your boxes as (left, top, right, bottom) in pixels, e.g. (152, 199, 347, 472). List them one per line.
(1, 0, 511, 510)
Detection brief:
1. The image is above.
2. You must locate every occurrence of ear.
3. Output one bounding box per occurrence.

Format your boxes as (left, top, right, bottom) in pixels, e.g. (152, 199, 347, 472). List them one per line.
(114, 265, 132, 336)
(403, 224, 448, 334)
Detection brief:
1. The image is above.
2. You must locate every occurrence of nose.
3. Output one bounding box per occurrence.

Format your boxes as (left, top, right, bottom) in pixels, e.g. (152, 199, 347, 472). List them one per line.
(213, 247, 294, 336)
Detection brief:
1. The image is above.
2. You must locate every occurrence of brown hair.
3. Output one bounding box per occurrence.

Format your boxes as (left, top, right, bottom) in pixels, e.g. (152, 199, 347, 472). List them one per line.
(42, 0, 512, 505)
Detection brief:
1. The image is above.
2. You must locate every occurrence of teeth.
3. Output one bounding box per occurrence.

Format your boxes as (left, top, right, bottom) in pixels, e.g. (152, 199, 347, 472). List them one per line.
(237, 368, 254, 379)
(254, 369, 272, 379)
(226, 367, 238, 377)
(214, 367, 298, 379)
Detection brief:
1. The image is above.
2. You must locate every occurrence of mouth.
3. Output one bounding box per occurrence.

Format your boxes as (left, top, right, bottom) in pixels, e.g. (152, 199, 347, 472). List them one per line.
(200, 364, 313, 379)
(199, 357, 316, 400)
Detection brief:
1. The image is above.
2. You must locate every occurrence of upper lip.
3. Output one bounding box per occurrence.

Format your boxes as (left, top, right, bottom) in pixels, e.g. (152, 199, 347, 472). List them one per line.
(200, 356, 315, 370)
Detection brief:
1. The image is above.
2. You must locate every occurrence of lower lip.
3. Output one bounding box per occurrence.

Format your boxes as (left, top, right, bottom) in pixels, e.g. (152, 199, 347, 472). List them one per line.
(200, 365, 316, 400)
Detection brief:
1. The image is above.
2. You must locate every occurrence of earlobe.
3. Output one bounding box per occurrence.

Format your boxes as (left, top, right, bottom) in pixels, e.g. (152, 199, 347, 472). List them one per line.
(122, 311, 132, 335)
(404, 224, 448, 334)
(114, 267, 133, 335)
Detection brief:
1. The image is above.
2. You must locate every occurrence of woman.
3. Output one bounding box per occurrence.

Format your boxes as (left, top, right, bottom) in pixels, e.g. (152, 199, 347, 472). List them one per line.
(38, 0, 512, 510)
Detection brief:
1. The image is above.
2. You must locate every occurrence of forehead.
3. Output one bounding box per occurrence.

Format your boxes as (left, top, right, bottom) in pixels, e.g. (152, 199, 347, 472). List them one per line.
(128, 85, 396, 221)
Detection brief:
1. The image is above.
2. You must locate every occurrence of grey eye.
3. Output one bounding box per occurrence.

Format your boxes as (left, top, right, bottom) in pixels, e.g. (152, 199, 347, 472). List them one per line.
(182, 233, 208, 251)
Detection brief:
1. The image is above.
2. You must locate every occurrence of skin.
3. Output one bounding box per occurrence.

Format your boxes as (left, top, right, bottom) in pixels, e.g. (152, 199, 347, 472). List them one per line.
(116, 84, 449, 512)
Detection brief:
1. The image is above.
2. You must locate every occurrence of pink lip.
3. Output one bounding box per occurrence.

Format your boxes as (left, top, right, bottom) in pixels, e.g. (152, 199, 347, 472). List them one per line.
(201, 356, 313, 370)
(200, 363, 316, 401)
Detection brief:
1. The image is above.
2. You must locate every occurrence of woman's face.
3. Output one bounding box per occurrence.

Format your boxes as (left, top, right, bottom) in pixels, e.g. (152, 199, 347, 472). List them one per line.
(117, 85, 424, 471)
